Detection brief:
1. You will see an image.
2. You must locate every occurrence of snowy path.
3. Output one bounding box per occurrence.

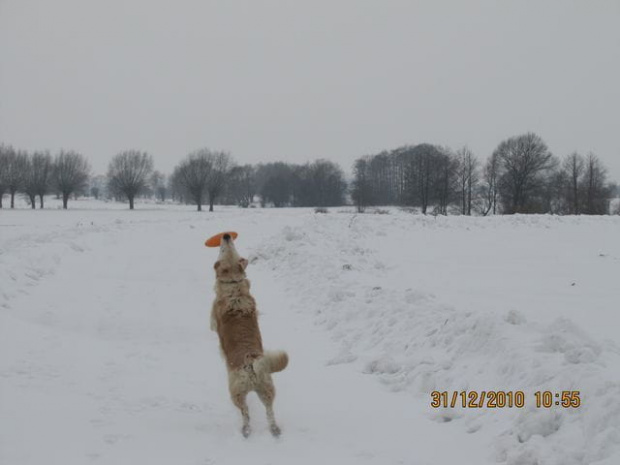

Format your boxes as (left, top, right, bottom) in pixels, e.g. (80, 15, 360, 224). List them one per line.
(2, 206, 620, 464)
(1, 209, 488, 465)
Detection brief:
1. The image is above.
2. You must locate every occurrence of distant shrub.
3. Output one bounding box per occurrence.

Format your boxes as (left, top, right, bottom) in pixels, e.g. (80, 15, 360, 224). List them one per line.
(314, 207, 329, 214)
(372, 208, 390, 215)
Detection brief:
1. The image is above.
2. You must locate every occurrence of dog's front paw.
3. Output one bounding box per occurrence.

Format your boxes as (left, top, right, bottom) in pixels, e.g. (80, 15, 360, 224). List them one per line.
(241, 425, 251, 438)
(270, 424, 281, 437)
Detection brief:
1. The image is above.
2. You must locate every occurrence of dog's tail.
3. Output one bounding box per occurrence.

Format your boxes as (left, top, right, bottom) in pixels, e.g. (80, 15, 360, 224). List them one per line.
(253, 350, 289, 374)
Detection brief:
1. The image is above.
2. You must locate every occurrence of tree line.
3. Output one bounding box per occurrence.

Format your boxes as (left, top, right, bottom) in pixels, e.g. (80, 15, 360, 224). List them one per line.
(352, 132, 618, 215)
(0, 144, 347, 211)
(169, 154, 346, 211)
(1, 133, 618, 214)
(0, 147, 89, 209)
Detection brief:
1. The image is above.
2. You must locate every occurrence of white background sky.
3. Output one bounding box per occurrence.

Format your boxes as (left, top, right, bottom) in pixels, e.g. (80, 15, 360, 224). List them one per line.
(1, 0, 619, 180)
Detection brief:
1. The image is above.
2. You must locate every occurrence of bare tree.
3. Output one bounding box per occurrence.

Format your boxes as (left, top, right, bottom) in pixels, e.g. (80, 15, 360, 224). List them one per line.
(1, 147, 28, 209)
(227, 165, 256, 207)
(171, 149, 232, 211)
(89, 174, 107, 200)
(455, 146, 479, 215)
(291, 160, 347, 207)
(546, 167, 568, 214)
(256, 162, 294, 207)
(168, 171, 185, 203)
(0, 144, 10, 208)
(410, 146, 432, 213)
(172, 151, 214, 211)
(23, 151, 53, 208)
(406, 144, 447, 214)
(481, 152, 499, 215)
(150, 171, 167, 202)
(22, 153, 36, 209)
(53, 150, 90, 209)
(372, 153, 397, 205)
(583, 153, 609, 214)
(352, 157, 372, 213)
(262, 176, 291, 207)
(107, 150, 154, 209)
(494, 132, 555, 214)
(433, 150, 457, 215)
(205, 150, 233, 212)
(561, 152, 585, 214)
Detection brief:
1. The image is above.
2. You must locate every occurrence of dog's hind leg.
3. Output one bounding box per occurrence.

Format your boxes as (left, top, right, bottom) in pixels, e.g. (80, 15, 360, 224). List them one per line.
(256, 378, 281, 437)
(229, 369, 253, 437)
(231, 390, 251, 437)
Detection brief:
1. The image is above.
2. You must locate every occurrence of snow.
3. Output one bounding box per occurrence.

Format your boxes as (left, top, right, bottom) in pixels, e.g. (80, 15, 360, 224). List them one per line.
(1, 199, 620, 464)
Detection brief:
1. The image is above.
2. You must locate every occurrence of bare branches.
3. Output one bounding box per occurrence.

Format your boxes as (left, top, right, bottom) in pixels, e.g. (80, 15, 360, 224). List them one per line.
(455, 146, 479, 215)
(494, 132, 555, 214)
(253, 161, 347, 208)
(150, 171, 167, 202)
(562, 152, 585, 214)
(205, 150, 233, 212)
(583, 153, 609, 214)
(481, 152, 499, 216)
(0, 144, 13, 208)
(171, 149, 232, 211)
(291, 160, 347, 208)
(53, 150, 90, 209)
(172, 151, 210, 211)
(107, 150, 154, 209)
(352, 157, 373, 213)
(1, 147, 28, 209)
(352, 144, 458, 215)
(226, 165, 256, 208)
(23, 151, 53, 208)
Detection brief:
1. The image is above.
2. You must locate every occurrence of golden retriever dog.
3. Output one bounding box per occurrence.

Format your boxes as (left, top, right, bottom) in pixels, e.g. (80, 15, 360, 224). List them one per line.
(210, 233, 288, 437)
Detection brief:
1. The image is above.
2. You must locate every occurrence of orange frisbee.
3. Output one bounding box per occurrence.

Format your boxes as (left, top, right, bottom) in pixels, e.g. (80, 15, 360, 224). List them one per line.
(205, 231, 238, 247)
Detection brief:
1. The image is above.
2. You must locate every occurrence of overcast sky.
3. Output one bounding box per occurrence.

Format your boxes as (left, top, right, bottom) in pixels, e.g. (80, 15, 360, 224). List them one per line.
(1, 0, 619, 180)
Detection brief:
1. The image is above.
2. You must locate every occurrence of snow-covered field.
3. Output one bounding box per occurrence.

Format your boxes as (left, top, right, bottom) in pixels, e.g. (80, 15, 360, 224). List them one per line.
(1, 199, 620, 465)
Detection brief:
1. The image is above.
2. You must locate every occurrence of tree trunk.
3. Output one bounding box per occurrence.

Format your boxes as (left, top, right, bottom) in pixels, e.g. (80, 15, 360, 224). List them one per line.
(572, 177, 578, 214)
(10, 190, 16, 208)
(62, 192, 69, 209)
(129, 196, 134, 210)
(209, 198, 214, 212)
(29, 194, 36, 209)
(39, 194, 44, 209)
(197, 202, 202, 211)
(0, 194, 3, 208)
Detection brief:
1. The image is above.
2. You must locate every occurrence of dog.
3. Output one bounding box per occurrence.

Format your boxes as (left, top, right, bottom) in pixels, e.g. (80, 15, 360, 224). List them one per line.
(210, 233, 288, 437)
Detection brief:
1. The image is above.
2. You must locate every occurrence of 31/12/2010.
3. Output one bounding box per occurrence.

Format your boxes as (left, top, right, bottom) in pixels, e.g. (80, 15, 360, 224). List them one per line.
(430, 390, 581, 408)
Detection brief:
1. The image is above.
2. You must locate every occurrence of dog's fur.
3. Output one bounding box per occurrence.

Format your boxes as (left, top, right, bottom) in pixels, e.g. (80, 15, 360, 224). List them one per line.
(210, 235, 288, 437)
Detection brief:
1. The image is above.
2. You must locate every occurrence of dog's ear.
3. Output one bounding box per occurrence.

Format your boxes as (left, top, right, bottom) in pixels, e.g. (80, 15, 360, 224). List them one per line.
(238, 257, 248, 270)
(214, 260, 221, 270)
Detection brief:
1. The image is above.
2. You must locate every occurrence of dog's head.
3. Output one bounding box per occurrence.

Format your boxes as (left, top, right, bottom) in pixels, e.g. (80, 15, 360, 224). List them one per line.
(213, 233, 248, 283)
